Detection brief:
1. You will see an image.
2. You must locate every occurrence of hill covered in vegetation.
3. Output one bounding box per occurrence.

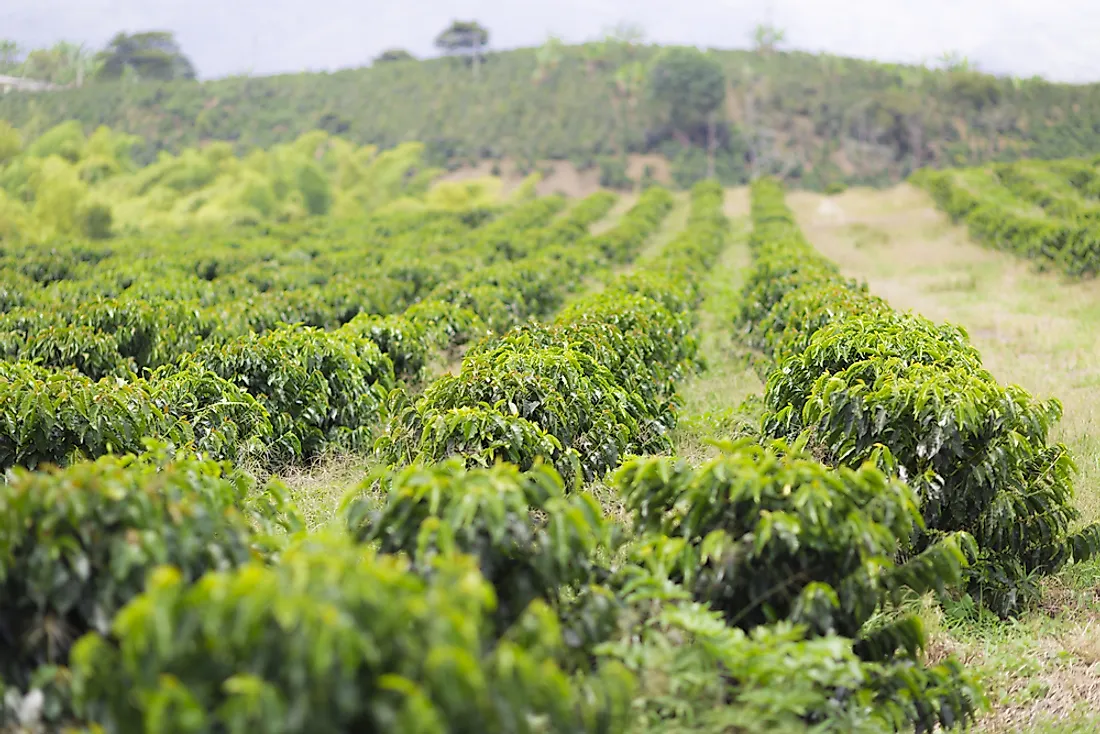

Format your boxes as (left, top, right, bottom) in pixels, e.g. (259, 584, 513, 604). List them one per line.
(3, 42, 1100, 189)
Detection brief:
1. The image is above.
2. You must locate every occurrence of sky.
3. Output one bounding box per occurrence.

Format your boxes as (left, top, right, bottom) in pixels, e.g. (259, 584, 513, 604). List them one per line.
(5, 0, 1100, 83)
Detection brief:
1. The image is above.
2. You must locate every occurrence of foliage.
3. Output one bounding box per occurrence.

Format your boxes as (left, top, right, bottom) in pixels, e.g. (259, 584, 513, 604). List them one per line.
(190, 325, 396, 460)
(598, 157, 632, 190)
(9, 44, 1100, 188)
(0, 121, 22, 165)
(95, 31, 196, 82)
(348, 460, 611, 634)
(341, 312, 430, 382)
(647, 47, 726, 135)
(0, 361, 180, 471)
(0, 124, 481, 239)
(0, 445, 297, 721)
(751, 24, 787, 54)
(434, 21, 490, 64)
(69, 532, 634, 733)
(78, 200, 113, 239)
(913, 160, 1100, 276)
(616, 439, 971, 649)
(375, 184, 726, 484)
(604, 582, 970, 734)
(739, 176, 1100, 615)
(373, 49, 416, 64)
(612, 439, 984, 732)
(148, 364, 281, 464)
(0, 174, 629, 471)
(0, 40, 100, 87)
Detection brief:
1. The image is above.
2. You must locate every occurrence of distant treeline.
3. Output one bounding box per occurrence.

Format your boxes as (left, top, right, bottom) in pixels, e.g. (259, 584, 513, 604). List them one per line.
(3, 43, 1100, 189)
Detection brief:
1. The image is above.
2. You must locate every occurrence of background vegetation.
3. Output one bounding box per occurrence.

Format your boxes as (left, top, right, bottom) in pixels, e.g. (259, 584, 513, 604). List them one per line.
(5, 25, 1100, 191)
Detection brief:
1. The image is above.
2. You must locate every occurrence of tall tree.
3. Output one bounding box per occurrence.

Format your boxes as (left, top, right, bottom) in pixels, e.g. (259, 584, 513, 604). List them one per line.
(603, 21, 646, 55)
(648, 47, 727, 178)
(751, 23, 786, 54)
(0, 40, 21, 73)
(95, 32, 196, 82)
(434, 21, 490, 79)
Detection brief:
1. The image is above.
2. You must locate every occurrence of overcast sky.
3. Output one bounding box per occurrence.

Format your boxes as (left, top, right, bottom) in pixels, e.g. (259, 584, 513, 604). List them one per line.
(6, 0, 1100, 83)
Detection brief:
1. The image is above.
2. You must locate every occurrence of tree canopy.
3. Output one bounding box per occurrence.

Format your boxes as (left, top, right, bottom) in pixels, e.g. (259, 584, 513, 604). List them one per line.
(0, 40, 99, 86)
(95, 32, 196, 82)
(751, 23, 787, 54)
(647, 46, 726, 135)
(434, 21, 490, 58)
(374, 49, 416, 64)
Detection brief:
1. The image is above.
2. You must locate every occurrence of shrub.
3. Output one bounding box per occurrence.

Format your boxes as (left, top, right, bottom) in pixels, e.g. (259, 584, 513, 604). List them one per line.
(70, 533, 634, 734)
(376, 400, 574, 479)
(614, 438, 983, 732)
(148, 364, 284, 465)
(21, 324, 131, 379)
(191, 325, 395, 459)
(0, 362, 181, 471)
(78, 201, 114, 240)
(341, 312, 431, 382)
(598, 157, 632, 190)
(348, 460, 609, 633)
(0, 447, 296, 710)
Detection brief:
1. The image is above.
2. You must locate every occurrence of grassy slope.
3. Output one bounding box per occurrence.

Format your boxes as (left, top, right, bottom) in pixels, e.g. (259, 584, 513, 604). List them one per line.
(6, 46, 1100, 189)
(778, 184, 1100, 732)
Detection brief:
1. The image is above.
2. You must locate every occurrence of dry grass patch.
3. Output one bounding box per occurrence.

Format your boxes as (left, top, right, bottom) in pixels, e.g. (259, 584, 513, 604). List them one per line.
(274, 452, 375, 530)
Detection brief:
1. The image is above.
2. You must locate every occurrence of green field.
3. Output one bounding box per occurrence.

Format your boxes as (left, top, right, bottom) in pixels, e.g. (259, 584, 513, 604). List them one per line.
(6, 100, 1100, 731)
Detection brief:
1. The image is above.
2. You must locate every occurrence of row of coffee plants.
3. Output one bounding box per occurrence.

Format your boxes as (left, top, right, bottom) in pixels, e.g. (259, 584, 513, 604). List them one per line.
(992, 160, 1100, 220)
(912, 161, 1100, 276)
(739, 176, 1100, 618)
(356, 183, 983, 731)
(1, 180, 981, 731)
(0, 185, 686, 731)
(0, 192, 628, 470)
(0, 444, 639, 732)
(375, 185, 690, 483)
(0, 193, 577, 375)
(612, 438, 983, 731)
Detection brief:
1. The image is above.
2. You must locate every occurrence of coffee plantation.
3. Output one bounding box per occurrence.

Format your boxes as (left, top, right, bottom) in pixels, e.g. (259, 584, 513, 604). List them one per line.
(2, 119, 1099, 731)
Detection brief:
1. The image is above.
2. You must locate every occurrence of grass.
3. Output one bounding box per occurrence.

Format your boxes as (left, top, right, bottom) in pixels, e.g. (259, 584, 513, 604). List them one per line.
(671, 188, 762, 463)
(269, 452, 376, 530)
(782, 182, 1100, 733)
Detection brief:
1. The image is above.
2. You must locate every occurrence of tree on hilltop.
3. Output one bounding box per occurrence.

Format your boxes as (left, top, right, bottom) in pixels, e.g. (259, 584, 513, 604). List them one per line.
(532, 34, 564, 85)
(752, 23, 786, 54)
(21, 42, 100, 86)
(648, 46, 727, 177)
(96, 31, 196, 82)
(374, 49, 416, 65)
(434, 20, 490, 79)
(0, 40, 21, 72)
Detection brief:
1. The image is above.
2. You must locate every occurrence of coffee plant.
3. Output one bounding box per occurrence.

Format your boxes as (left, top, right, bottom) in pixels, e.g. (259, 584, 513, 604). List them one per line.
(0, 445, 299, 725)
(913, 162, 1100, 276)
(69, 533, 634, 734)
(741, 177, 1100, 615)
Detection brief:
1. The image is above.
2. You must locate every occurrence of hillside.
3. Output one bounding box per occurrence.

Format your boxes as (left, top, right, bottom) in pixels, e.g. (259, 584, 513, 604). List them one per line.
(3, 44, 1100, 189)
